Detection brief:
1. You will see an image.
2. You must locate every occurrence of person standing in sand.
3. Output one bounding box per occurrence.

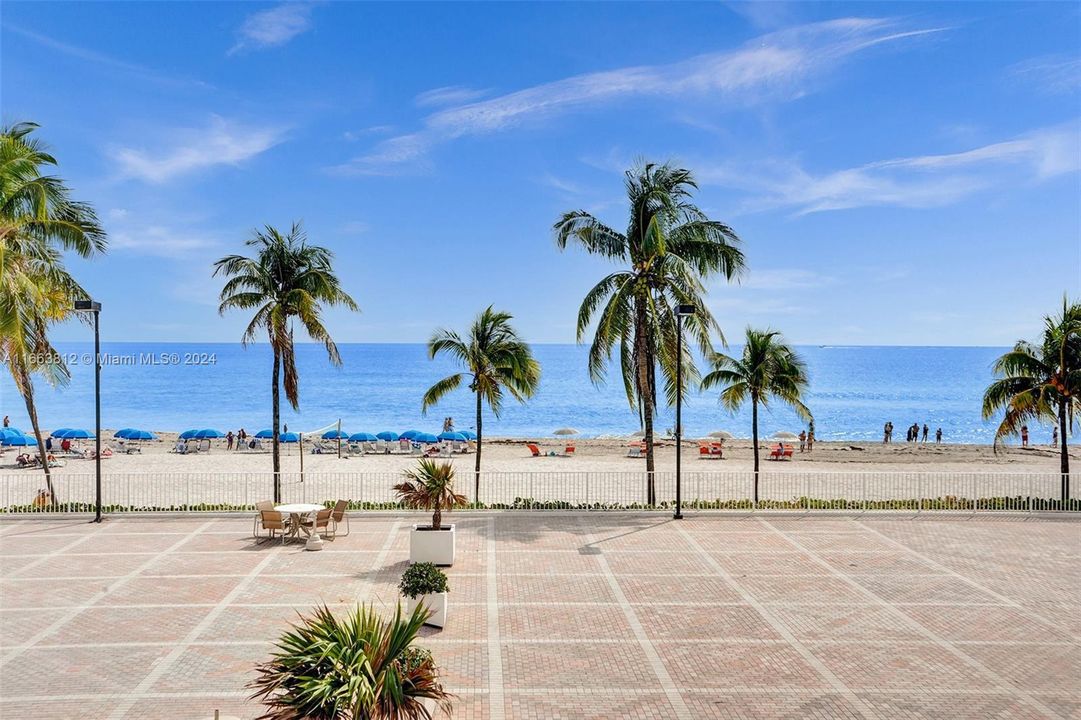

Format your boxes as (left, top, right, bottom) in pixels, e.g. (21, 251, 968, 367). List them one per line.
(922, 424, 929, 443)
(1021, 425, 1029, 447)
(936, 427, 942, 443)
(799, 430, 807, 452)
(806, 428, 814, 453)
(226, 431, 234, 450)
(1052, 426, 1058, 447)
(883, 422, 889, 443)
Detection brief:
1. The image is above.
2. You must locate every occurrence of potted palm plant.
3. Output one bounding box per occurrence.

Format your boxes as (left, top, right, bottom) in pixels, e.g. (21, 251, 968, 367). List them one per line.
(249, 604, 452, 719)
(400, 562, 449, 628)
(395, 459, 468, 566)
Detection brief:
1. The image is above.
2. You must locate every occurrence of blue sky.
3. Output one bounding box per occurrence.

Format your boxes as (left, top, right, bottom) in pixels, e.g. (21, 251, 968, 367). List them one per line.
(3, 1, 1079, 347)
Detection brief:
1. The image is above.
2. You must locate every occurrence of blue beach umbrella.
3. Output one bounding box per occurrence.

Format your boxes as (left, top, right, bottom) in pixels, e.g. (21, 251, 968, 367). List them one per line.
(457, 430, 477, 440)
(413, 432, 440, 444)
(439, 431, 467, 442)
(56, 428, 94, 439)
(2, 433, 36, 446)
(179, 429, 200, 440)
(323, 429, 350, 440)
(349, 432, 378, 442)
(279, 432, 300, 443)
(255, 429, 274, 439)
(194, 429, 224, 439)
(118, 428, 156, 440)
(51, 428, 73, 438)
(113, 428, 135, 438)
(376, 431, 400, 441)
(0, 428, 24, 442)
(400, 429, 422, 440)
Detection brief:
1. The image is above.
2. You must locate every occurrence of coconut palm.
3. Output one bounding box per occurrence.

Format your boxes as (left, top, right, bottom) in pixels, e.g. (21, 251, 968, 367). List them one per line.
(214, 223, 358, 502)
(555, 161, 744, 504)
(701, 328, 812, 504)
(250, 603, 452, 720)
(1, 122, 106, 498)
(394, 459, 469, 529)
(983, 298, 1080, 501)
(421, 307, 540, 503)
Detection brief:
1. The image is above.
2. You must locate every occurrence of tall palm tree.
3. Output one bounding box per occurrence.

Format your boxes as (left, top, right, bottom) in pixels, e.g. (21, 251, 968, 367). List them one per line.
(983, 297, 1080, 501)
(701, 328, 812, 504)
(421, 307, 540, 503)
(555, 162, 744, 504)
(214, 223, 358, 502)
(250, 603, 452, 720)
(1, 122, 106, 499)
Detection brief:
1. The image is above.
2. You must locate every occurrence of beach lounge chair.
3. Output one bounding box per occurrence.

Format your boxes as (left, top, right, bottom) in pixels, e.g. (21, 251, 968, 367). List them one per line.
(398, 439, 411, 454)
(626, 444, 643, 458)
(438, 445, 453, 458)
(465, 440, 476, 454)
(363, 441, 380, 454)
(256, 509, 288, 543)
(526, 443, 542, 457)
(329, 499, 350, 537)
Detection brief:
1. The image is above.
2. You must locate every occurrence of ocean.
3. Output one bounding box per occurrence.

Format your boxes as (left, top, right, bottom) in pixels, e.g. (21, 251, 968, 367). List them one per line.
(0, 343, 1043, 444)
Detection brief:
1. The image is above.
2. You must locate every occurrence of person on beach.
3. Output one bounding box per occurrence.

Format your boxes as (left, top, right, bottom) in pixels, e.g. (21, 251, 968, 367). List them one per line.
(799, 430, 807, 452)
(936, 428, 942, 444)
(283, 424, 288, 433)
(1052, 426, 1058, 447)
(226, 431, 234, 450)
(1021, 425, 1029, 447)
(2, 415, 8, 427)
(806, 429, 814, 453)
(922, 424, 929, 443)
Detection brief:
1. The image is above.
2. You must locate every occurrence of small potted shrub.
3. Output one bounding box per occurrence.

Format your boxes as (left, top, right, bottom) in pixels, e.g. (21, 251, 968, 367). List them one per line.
(400, 562, 450, 628)
(394, 459, 468, 566)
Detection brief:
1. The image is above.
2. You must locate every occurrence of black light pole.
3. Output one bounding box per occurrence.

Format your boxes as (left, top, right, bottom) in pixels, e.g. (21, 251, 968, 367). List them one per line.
(74, 300, 102, 523)
(674, 304, 695, 520)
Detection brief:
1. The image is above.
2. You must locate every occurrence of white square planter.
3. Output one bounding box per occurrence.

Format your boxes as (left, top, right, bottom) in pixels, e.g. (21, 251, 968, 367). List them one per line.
(410, 524, 455, 566)
(406, 591, 447, 628)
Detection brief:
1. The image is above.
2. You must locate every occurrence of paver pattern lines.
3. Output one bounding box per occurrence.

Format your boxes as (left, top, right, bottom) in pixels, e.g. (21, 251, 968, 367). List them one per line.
(0, 513, 1078, 719)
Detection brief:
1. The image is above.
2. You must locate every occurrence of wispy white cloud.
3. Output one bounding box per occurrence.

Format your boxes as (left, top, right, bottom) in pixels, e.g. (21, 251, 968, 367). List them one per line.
(738, 269, 834, 290)
(700, 123, 1081, 214)
(340, 221, 370, 235)
(111, 116, 286, 183)
(414, 85, 490, 108)
(332, 18, 946, 175)
(1008, 54, 1081, 95)
(4, 23, 209, 89)
(109, 225, 220, 258)
(229, 3, 314, 55)
(343, 125, 395, 141)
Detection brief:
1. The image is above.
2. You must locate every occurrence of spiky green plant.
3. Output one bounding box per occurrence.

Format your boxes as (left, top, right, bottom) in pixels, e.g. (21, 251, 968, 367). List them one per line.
(421, 306, 540, 502)
(394, 459, 468, 530)
(250, 603, 452, 720)
(555, 161, 744, 504)
(701, 327, 812, 503)
(214, 223, 358, 502)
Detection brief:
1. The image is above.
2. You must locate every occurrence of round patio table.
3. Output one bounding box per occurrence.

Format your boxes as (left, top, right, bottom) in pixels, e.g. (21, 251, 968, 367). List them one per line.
(274, 503, 324, 541)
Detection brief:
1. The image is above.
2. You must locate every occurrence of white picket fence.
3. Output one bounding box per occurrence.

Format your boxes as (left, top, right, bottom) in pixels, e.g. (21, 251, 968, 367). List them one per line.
(0, 470, 1076, 514)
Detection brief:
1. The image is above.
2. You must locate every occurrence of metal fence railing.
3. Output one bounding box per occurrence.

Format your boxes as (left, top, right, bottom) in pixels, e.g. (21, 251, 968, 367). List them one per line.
(0, 470, 1076, 515)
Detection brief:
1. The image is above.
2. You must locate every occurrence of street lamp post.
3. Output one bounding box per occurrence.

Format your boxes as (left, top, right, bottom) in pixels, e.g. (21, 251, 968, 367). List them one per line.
(74, 299, 102, 523)
(674, 304, 695, 520)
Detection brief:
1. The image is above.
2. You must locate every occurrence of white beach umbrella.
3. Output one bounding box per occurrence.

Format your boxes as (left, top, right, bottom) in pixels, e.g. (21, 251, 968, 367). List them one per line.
(629, 430, 646, 438)
(771, 431, 800, 441)
(553, 427, 579, 436)
(708, 430, 733, 440)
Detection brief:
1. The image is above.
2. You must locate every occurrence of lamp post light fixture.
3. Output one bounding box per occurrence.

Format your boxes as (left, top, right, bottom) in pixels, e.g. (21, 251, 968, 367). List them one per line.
(674, 303, 695, 520)
(74, 299, 103, 523)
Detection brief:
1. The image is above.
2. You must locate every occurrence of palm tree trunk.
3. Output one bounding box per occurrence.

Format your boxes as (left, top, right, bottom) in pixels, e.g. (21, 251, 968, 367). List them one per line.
(751, 397, 760, 505)
(19, 372, 56, 504)
(474, 390, 482, 506)
(1059, 398, 1070, 503)
(635, 298, 656, 505)
(272, 348, 281, 504)
(433, 505, 442, 532)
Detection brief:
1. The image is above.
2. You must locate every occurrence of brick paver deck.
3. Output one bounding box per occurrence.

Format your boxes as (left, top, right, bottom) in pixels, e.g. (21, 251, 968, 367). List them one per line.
(1, 513, 1078, 719)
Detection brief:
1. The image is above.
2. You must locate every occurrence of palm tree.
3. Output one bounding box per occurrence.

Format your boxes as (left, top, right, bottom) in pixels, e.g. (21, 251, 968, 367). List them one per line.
(983, 297, 1080, 501)
(214, 223, 358, 502)
(394, 459, 469, 529)
(250, 603, 452, 720)
(555, 162, 744, 504)
(701, 328, 812, 504)
(1, 122, 106, 499)
(421, 307, 540, 503)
